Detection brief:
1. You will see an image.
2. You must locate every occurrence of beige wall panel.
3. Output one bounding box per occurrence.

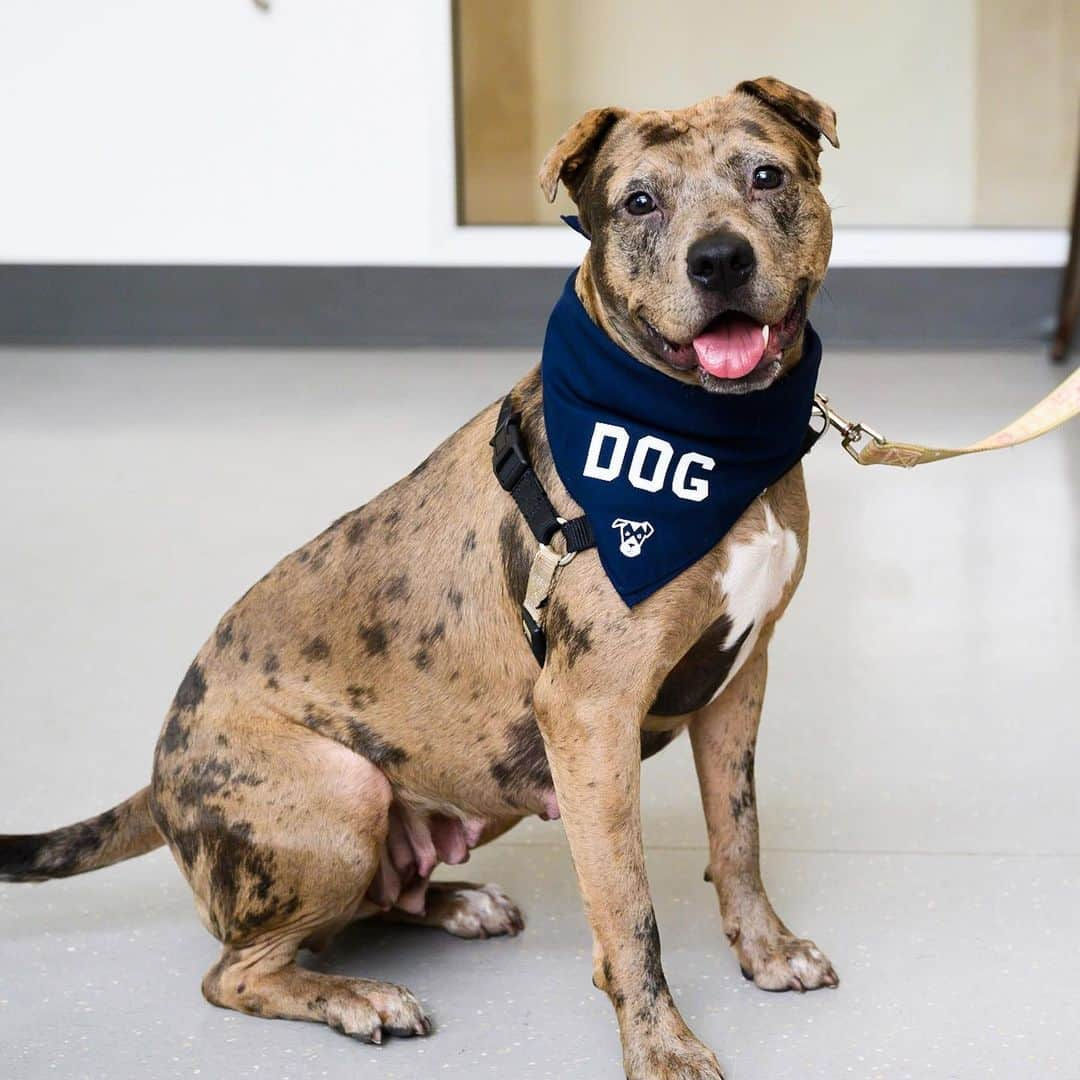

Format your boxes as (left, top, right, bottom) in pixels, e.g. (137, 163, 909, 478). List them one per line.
(456, 0, 538, 224)
(458, 1, 1080, 228)
(524, 0, 977, 226)
(975, 0, 1080, 226)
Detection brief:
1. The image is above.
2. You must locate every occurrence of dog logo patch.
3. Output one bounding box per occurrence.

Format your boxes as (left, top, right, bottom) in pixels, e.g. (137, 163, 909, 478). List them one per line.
(612, 518, 654, 559)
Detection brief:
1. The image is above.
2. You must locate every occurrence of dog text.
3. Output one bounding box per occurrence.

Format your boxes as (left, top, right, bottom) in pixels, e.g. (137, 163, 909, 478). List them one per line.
(582, 423, 714, 501)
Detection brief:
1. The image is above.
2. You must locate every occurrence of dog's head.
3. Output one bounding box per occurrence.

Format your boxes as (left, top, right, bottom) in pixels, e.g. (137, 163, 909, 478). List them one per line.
(540, 77, 837, 395)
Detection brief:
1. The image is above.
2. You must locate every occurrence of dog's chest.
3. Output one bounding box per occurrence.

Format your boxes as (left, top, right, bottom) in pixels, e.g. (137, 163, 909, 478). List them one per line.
(650, 501, 801, 717)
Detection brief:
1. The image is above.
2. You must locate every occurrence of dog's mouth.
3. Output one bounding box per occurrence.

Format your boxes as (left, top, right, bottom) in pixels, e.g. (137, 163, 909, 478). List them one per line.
(642, 287, 808, 385)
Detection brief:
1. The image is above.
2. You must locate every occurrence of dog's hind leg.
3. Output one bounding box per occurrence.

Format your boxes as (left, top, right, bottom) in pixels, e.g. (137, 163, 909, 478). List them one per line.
(374, 811, 525, 938)
(201, 942, 430, 1042)
(689, 647, 838, 992)
(384, 880, 525, 939)
(151, 718, 431, 1042)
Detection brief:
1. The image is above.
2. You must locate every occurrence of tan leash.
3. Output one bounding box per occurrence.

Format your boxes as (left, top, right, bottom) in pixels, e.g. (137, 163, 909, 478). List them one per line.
(814, 366, 1080, 468)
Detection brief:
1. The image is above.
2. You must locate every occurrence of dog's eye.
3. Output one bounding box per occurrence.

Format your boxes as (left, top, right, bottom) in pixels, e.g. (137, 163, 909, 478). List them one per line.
(751, 165, 784, 190)
(625, 192, 656, 215)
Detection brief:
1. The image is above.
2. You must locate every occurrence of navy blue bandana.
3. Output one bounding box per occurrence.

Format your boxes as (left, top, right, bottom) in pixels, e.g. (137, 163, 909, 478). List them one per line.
(541, 271, 821, 607)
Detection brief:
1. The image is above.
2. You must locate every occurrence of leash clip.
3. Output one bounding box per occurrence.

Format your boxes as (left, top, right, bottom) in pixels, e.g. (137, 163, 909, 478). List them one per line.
(814, 394, 886, 464)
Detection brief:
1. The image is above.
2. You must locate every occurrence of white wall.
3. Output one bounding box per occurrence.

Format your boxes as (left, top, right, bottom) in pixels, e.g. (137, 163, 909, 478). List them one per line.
(0, 1, 1065, 267)
(0, 0, 455, 264)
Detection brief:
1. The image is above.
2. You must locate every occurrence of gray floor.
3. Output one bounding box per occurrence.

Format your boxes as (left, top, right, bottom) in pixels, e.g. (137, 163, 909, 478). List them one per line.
(0, 344, 1077, 1080)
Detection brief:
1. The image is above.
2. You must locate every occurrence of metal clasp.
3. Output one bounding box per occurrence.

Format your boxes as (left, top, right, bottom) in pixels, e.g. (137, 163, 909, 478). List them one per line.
(521, 519, 578, 665)
(523, 519, 577, 624)
(548, 516, 579, 568)
(813, 394, 887, 463)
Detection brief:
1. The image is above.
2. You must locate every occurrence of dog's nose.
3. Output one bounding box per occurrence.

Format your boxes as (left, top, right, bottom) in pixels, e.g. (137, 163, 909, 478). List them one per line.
(686, 230, 756, 292)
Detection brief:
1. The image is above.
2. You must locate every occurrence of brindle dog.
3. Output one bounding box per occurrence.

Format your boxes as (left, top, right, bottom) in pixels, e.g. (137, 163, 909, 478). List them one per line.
(2, 77, 840, 1079)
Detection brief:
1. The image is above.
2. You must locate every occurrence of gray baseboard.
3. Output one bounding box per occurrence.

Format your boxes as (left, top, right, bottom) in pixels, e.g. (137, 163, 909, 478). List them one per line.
(0, 265, 1062, 348)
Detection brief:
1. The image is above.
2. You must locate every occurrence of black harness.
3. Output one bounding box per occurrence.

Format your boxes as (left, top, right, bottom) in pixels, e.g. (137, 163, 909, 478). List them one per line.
(490, 396, 595, 665)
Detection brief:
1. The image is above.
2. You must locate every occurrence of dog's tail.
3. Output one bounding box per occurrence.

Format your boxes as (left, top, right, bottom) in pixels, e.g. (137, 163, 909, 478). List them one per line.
(0, 787, 164, 882)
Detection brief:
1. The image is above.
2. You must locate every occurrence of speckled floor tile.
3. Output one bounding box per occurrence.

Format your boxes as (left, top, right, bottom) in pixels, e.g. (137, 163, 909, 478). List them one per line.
(1, 345, 1077, 1079)
(2, 845, 1078, 1079)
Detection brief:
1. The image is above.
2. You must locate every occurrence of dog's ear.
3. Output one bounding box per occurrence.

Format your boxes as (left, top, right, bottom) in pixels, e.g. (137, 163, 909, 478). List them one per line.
(611, 518, 629, 530)
(735, 77, 839, 150)
(539, 107, 627, 203)
(641, 522, 655, 539)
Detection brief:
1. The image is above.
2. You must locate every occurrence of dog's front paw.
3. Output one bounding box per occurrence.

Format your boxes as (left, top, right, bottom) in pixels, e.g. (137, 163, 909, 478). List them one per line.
(625, 1034, 725, 1080)
(736, 931, 838, 992)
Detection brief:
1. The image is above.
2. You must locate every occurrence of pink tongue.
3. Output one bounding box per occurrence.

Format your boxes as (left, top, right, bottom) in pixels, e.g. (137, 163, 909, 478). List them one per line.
(692, 314, 766, 379)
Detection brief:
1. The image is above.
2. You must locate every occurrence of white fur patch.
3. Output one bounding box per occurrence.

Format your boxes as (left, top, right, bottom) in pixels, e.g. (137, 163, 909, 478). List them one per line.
(708, 500, 799, 703)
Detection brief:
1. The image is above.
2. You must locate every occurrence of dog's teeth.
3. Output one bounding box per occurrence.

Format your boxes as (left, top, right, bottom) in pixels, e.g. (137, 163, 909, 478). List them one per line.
(761, 324, 770, 347)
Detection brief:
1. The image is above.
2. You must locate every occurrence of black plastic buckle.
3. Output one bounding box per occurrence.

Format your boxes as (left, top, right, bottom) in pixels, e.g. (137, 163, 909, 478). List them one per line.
(491, 411, 530, 492)
(522, 607, 547, 666)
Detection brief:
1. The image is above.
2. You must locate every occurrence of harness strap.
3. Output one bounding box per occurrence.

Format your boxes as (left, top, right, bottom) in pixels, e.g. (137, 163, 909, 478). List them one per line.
(491, 396, 595, 549)
(491, 395, 595, 665)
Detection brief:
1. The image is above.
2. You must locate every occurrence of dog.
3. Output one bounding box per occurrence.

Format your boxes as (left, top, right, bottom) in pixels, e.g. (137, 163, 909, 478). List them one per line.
(1, 77, 839, 1079)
